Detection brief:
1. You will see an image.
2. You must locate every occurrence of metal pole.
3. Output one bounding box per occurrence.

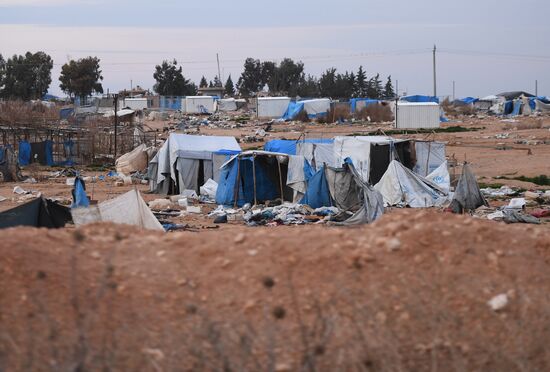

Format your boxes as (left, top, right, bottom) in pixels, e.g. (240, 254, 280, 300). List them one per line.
(252, 155, 257, 206)
(535, 80, 538, 96)
(396, 80, 399, 98)
(433, 45, 437, 98)
(216, 53, 222, 87)
(453, 81, 455, 101)
(113, 94, 118, 162)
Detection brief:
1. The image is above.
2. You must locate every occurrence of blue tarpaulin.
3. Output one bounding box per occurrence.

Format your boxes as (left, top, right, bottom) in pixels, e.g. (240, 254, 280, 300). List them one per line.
(401, 95, 439, 103)
(504, 101, 514, 115)
(300, 164, 332, 208)
(511, 100, 523, 116)
(458, 97, 479, 104)
(215, 156, 281, 207)
(18, 141, 31, 166)
(264, 139, 334, 155)
(350, 98, 379, 113)
(282, 102, 305, 120)
(71, 177, 90, 208)
(59, 107, 74, 119)
(45, 140, 54, 166)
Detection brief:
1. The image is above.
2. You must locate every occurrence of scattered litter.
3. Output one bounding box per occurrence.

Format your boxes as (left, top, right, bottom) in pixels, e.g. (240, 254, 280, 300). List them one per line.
(177, 198, 188, 207)
(186, 206, 202, 214)
(505, 198, 526, 210)
(66, 177, 76, 186)
(13, 186, 28, 195)
(148, 199, 173, 210)
(487, 293, 509, 311)
(503, 209, 540, 224)
(531, 209, 550, 218)
(0, 196, 7, 202)
(199, 179, 218, 200)
(23, 177, 37, 184)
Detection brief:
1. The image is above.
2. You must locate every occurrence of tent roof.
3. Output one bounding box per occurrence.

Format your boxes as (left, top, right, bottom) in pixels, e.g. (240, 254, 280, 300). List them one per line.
(168, 133, 240, 153)
(258, 97, 290, 101)
(397, 102, 439, 107)
(221, 150, 289, 169)
(334, 135, 408, 145)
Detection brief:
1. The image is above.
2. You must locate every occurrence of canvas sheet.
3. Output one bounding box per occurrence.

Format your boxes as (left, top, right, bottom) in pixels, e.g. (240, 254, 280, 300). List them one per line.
(72, 189, 163, 231)
(218, 98, 237, 111)
(374, 160, 447, 208)
(413, 141, 446, 176)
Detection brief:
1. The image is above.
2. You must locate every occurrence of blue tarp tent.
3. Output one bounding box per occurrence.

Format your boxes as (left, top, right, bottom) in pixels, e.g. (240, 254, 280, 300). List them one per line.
(264, 139, 334, 155)
(401, 95, 439, 103)
(350, 98, 380, 113)
(216, 153, 285, 207)
(511, 100, 523, 116)
(59, 107, 74, 119)
(282, 102, 305, 120)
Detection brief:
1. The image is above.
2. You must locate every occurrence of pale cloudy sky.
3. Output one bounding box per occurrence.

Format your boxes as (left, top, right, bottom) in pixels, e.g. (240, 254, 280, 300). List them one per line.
(0, 0, 548, 97)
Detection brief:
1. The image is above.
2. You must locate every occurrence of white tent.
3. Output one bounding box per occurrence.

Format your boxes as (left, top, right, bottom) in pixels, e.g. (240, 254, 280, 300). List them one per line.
(301, 98, 331, 117)
(182, 96, 214, 114)
(149, 133, 241, 195)
(374, 160, 448, 208)
(257, 97, 291, 119)
(71, 189, 164, 231)
(115, 144, 156, 174)
(413, 141, 446, 176)
(218, 98, 238, 112)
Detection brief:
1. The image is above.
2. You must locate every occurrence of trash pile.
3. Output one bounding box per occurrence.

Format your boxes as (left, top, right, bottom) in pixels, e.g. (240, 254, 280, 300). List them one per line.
(474, 188, 550, 224)
(208, 203, 340, 226)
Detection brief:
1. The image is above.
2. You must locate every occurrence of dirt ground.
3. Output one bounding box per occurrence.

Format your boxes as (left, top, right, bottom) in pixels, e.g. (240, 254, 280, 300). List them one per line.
(1, 210, 550, 371)
(1, 114, 550, 370)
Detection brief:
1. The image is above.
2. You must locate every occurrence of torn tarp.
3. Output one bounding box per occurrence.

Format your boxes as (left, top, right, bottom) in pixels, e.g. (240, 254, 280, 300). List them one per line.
(0, 197, 72, 229)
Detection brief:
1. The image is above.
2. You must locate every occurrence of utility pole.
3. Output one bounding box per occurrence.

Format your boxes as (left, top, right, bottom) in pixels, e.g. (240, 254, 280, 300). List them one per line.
(453, 81, 455, 101)
(113, 94, 119, 162)
(216, 53, 222, 87)
(396, 80, 399, 98)
(535, 80, 538, 96)
(433, 45, 437, 98)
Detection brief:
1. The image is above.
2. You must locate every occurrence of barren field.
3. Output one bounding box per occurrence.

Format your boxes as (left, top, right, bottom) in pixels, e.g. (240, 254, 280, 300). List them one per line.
(1, 115, 550, 371)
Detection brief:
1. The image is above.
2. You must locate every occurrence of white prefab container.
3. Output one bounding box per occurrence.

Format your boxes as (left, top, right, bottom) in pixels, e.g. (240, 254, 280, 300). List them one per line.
(395, 102, 440, 129)
(257, 97, 291, 119)
(183, 96, 214, 114)
(122, 98, 148, 111)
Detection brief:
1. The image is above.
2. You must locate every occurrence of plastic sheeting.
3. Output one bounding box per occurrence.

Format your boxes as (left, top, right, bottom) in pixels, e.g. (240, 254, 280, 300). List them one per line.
(18, 141, 31, 166)
(296, 142, 337, 171)
(374, 160, 447, 208)
(71, 189, 164, 231)
(450, 163, 488, 213)
(300, 165, 332, 209)
(0, 197, 72, 229)
(286, 155, 308, 202)
(265, 138, 333, 156)
(426, 161, 450, 194)
(400, 95, 439, 103)
(116, 144, 154, 174)
(218, 98, 238, 111)
(257, 97, 291, 118)
(150, 134, 241, 194)
(71, 177, 90, 208)
(413, 141, 446, 176)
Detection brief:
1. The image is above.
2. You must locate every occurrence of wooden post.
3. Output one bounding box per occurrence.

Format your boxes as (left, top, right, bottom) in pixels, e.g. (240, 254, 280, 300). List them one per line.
(277, 156, 284, 202)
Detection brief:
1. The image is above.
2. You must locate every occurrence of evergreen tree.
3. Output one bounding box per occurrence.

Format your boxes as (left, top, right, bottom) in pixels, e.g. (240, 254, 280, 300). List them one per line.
(199, 76, 208, 88)
(1, 51, 53, 100)
(224, 75, 235, 96)
(356, 65, 367, 97)
(152, 59, 196, 96)
(213, 75, 222, 87)
(384, 75, 395, 99)
(367, 73, 383, 99)
(59, 56, 102, 101)
(236, 58, 263, 96)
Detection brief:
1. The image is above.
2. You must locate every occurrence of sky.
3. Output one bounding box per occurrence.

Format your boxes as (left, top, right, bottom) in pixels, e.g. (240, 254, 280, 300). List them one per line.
(0, 0, 548, 98)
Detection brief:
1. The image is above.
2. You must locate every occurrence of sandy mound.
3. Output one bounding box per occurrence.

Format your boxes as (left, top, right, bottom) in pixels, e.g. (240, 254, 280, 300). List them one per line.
(1, 210, 550, 371)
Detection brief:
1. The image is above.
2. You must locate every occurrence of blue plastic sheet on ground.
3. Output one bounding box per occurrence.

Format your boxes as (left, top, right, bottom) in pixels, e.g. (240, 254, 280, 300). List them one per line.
(18, 141, 31, 166)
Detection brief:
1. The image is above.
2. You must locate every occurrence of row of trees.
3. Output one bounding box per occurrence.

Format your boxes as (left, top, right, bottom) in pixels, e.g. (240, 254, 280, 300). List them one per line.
(0, 52, 395, 101)
(0, 52, 104, 101)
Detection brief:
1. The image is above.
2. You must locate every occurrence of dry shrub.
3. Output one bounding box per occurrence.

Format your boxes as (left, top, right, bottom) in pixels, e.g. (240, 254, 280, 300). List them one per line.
(355, 103, 394, 122)
(0, 100, 59, 127)
(295, 110, 310, 123)
(441, 98, 475, 117)
(504, 120, 543, 130)
(327, 105, 351, 123)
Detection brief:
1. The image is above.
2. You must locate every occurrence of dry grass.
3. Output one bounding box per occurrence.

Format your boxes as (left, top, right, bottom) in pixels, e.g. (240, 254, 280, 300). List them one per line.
(0, 100, 59, 128)
(326, 105, 351, 123)
(355, 103, 394, 123)
(441, 98, 475, 117)
(504, 120, 543, 130)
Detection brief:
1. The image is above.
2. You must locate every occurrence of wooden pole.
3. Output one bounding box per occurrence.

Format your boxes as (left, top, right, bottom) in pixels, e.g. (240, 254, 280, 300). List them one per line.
(277, 157, 284, 202)
(233, 157, 240, 208)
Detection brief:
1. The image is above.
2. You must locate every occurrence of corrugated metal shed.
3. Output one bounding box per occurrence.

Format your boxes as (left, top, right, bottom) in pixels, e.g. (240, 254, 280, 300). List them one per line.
(395, 102, 440, 129)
